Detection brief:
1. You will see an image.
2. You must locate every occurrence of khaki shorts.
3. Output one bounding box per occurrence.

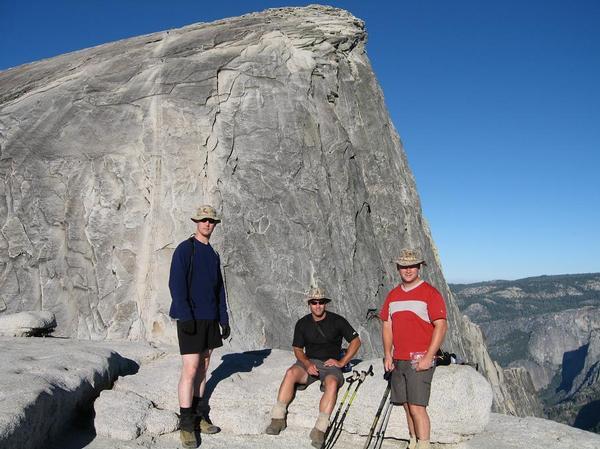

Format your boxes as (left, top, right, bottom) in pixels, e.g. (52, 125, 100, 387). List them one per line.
(390, 360, 435, 406)
(294, 359, 345, 392)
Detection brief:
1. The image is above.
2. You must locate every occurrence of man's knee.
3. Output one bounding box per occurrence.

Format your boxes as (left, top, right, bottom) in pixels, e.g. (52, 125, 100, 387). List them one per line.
(284, 365, 306, 384)
(322, 375, 339, 392)
(181, 356, 200, 377)
(197, 352, 211, 373)
(408, 403, 428, 417)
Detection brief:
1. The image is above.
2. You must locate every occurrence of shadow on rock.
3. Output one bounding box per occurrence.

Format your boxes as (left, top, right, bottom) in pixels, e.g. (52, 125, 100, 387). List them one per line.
(46, 406, 97, 449)
(205, 349, 272, 400)
(557, 344, 588, 393)
(573, 399, 600, 432)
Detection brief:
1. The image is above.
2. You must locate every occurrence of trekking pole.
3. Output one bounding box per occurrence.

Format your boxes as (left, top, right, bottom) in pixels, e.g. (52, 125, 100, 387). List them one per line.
(322, 370, 360, 446)
(362, 372, 391, 449)
(324, 365, 374, 449)
(372, 396, 393, 449)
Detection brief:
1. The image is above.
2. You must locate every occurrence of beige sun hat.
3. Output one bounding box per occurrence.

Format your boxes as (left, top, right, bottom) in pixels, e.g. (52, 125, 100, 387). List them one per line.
(191, 205, 221, 223)
(394, 248, 427, 267)
(306, 286, 331, 303)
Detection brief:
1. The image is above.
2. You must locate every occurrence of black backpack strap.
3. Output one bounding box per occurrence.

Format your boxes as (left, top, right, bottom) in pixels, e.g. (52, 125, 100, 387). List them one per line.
(186, 236, 196, 319)
(313, 319, 328, 341)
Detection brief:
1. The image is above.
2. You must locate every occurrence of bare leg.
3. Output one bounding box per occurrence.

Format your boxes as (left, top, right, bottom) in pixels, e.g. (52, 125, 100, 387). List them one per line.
(266, 364, 309, 433)
(277, 364, 309, 405)
(178, 354, 200, 408)
(193, 349, 212, 398)
(403, 403, 416, 437)
(319, 375, 339, 415)
(407, 404, 430, 441)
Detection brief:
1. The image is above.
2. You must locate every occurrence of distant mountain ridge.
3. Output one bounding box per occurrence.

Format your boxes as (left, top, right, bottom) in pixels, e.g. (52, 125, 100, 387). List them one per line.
(452, 273, 600, 322)
(450, 273, 600, 433)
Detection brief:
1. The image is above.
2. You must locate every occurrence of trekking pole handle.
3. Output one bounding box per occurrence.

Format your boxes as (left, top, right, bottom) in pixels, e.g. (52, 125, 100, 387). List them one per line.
(359, 365, 373, 382)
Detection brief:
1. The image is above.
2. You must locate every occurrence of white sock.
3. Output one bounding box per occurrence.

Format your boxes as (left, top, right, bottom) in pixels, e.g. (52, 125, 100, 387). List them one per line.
(416, 439, 430, 449)
(408, 436, 417, 449)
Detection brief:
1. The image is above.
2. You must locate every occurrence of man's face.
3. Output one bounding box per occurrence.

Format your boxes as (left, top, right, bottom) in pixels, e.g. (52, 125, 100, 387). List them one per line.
(398, 263, 421, 284)
(308, 299, 327, 318)
(196, 218, 217, 238)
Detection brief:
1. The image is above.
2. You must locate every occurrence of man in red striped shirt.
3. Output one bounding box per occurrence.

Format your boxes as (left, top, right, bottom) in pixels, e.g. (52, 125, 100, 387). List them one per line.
(380, 249, 448, 449)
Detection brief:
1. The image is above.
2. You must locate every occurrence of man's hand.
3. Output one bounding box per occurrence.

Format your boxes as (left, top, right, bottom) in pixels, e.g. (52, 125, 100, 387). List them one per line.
(383, 355, 395, 372)
(306, 362, 320, 377)
(324, 359, 343, 368)
(220, 323, 231, 340)
(416, 354, 434, 371)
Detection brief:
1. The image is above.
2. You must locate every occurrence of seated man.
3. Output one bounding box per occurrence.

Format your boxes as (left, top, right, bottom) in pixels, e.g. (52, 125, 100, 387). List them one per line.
(265, 286, 361, 448)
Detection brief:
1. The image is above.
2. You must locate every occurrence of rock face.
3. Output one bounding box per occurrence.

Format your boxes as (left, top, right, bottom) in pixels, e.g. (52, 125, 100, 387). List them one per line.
(94, 390, 178, 440)
(0, 6, 535, 414)
(0, 337, 160, 449)
(96, 348, 492, 444)
(0, 311, 56, 336)
(462, 413, 600, 449)
(4, 339, 600, 449)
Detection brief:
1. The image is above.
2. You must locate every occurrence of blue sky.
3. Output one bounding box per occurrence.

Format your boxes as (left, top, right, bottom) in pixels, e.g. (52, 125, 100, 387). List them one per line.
(1, 1, 599, 282)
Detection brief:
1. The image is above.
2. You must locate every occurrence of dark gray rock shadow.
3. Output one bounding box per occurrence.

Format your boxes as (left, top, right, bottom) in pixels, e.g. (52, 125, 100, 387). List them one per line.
(573, 399, 600, 432)
(204, 349, 272, 401)
(557, 344, 588, 393)
(43, 353, 139, 449)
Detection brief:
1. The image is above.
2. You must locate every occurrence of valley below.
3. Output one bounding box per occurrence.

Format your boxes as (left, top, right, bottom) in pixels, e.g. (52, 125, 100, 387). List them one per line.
(451, 273, 600, 433)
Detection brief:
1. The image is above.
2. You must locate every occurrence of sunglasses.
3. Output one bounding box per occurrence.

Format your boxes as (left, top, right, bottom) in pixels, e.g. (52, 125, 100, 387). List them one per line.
(308, 299, 327, 305)
(199, 218, 217, 224)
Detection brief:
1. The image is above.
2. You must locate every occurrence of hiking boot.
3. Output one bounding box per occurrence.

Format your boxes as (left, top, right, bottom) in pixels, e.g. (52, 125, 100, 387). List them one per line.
(265, 418, 287, 435)
(193, 398, 221, 434)
(179, 429, 198, 449)
(198, 416, 221, 434)
(309, 427, 325, 448)
(179, 413, 198, 449)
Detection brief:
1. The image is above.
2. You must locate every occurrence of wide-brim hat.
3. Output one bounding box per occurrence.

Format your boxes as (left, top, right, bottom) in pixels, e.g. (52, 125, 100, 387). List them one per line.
(306, 286, 332, 303)
(394, 248, 427, 267)
(191, 205, 221, 223)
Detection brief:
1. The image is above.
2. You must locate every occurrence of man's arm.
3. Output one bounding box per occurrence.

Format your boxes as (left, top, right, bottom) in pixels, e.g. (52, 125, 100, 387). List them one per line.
(168, 245, 189, 316)
(323, 336, 361, 367)
(416, 318, 448, 371)
(294, 346, 319, 376)
(382, 318, 395, 372)
(217, 264, 229, 324)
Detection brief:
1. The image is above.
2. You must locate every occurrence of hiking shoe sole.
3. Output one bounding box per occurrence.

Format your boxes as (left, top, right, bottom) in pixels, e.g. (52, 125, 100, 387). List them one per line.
(179, 429, 198, 449)
(199, 419, 221, 434)
(265, 418, 287, 435)
(310, 427, 325, 448)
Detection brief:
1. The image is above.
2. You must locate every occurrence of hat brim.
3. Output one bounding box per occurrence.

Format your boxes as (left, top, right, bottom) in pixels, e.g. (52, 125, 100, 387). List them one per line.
(395, 260, 427, 268)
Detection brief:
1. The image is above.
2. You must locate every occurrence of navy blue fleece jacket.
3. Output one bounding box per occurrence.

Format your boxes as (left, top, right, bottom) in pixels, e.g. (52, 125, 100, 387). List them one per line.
(168, 238, 229, 324)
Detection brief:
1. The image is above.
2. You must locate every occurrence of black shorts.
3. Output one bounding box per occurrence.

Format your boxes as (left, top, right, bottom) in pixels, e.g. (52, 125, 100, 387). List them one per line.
(176, 319, 223, 355)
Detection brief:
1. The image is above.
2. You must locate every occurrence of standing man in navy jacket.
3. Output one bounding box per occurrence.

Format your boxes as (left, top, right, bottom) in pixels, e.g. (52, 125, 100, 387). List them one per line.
(169, 205, 230, 449)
